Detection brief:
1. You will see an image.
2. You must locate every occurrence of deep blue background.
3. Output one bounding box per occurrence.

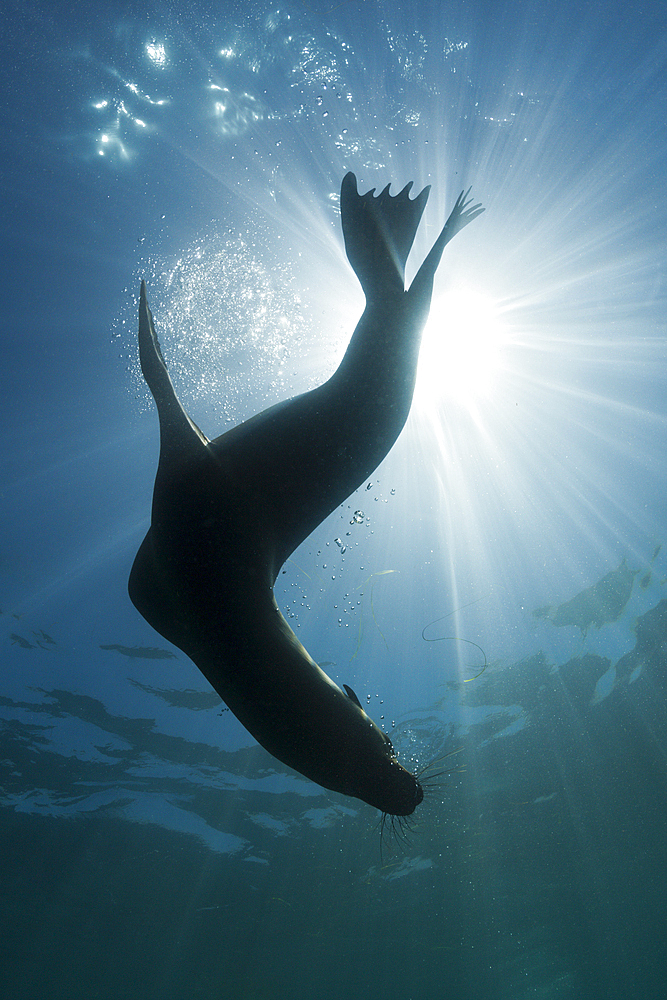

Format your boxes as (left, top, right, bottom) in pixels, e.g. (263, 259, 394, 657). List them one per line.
(2, 1, 667, 997)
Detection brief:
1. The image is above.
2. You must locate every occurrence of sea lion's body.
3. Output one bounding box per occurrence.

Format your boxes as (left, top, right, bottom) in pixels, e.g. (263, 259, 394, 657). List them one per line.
(129, 173, 483, 815)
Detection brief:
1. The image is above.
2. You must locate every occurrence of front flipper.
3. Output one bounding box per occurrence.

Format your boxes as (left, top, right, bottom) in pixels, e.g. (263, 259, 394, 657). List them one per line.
(138, 280, 209, 464)
(341, 171, 430, 299)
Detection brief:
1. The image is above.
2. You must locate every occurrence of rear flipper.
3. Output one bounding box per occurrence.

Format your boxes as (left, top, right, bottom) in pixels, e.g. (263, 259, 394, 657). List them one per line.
(341, 173, 484, 306)
(340, 171, 430, 300)
(408, 186, 485, 303)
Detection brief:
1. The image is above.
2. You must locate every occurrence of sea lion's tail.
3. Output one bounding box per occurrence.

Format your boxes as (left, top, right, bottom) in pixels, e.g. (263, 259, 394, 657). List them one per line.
(340, 171, 430, 299)
(138, 280, 209, 461)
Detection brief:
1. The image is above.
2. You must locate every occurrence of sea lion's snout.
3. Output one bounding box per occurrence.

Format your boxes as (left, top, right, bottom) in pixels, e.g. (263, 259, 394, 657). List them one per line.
(389, 779, 423, 817)
(375, 763, 424, 817)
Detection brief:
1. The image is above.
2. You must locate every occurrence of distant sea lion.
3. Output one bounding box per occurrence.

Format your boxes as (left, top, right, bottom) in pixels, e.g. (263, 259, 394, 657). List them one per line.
(129, 173, 483, 816)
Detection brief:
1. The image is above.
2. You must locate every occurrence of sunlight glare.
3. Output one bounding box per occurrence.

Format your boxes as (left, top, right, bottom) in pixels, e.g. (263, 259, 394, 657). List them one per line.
(416, 288, 505, 410)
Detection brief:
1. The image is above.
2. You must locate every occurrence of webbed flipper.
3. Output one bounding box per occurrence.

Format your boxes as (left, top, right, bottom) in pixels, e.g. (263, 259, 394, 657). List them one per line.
(408, 187, 485, 303)
(340, 171, 430, 299)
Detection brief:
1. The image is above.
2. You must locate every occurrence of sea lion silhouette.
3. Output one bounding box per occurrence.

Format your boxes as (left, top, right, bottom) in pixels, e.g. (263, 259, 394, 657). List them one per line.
(129, 173, 483, 816)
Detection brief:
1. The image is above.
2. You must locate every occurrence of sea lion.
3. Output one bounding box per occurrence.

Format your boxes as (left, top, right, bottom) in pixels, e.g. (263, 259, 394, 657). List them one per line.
(128, 173, 483, 816)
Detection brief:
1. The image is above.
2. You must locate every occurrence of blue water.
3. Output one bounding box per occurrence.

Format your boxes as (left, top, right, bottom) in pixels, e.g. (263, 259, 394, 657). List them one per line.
(2, 1, 667, 997)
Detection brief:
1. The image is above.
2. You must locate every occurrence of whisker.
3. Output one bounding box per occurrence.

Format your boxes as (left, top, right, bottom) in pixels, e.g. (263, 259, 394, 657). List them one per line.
(416, 746, 464, 781)
(418, 768, 451, 782)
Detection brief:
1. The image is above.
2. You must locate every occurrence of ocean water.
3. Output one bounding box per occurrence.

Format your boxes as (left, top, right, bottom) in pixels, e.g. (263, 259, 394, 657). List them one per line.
(1, 1, 667, 997)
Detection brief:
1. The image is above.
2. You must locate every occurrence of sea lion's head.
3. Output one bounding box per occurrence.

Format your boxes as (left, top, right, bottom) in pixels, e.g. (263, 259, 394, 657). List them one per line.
(358, 729, 424, 816)
(336, 695, 423, 816)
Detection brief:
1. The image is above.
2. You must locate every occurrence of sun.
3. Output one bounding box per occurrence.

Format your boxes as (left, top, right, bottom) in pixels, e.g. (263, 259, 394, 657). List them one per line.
(415, 288, 505, 411)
